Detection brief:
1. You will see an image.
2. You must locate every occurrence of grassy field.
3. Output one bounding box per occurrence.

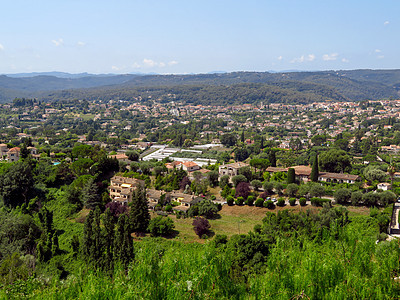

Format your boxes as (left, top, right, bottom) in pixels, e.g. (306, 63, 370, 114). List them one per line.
(154, 204, 325, 243)
(74, 202, 373, 244)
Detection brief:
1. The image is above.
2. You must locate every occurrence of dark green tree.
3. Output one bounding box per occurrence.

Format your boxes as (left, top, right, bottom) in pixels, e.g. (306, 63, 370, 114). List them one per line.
(81, 177, 101, 209)
(319, 149, 351, 173)
(82, 210, 94, 262)
(287, 168, 296, 184)
(310, 154, 319, 182)
(129, 185, 150, 233)
(148, 216, 175, 237)
(114, 214, 134, 269)
(0, 161, 34, 207)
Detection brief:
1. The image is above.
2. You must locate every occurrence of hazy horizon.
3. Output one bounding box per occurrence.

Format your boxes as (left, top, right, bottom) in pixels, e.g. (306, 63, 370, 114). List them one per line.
(0, 1, 399, 74)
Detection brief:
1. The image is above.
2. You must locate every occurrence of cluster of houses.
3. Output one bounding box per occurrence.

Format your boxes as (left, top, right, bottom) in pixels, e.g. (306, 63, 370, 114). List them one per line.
(219, 162, 362, 184)
(109, 157, 396, 211)
(109, 175, 205, 212)
(0, 144, 39, 162)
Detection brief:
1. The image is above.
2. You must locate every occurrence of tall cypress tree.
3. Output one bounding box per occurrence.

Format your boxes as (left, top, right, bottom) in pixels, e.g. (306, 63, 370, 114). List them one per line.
(311, 154, 319, 182)
(114, 214, 134, 270)
(287, 168, 296, 184)
(91, 207, 102, 262)
(82, 210, 94, 261)
(103, 208, 115, 272)
(130, 185, 150, 233)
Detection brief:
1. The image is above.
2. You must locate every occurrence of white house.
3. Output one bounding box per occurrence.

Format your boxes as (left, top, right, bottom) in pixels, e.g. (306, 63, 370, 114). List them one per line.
(377, 182, 391, 191)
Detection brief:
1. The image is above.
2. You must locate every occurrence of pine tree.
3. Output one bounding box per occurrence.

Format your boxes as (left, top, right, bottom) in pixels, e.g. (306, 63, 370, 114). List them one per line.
(81, 177, 101, 209)
(311, 154, 319, 182)
(241, 131, 245, 143)
(129, 185, 150, 233)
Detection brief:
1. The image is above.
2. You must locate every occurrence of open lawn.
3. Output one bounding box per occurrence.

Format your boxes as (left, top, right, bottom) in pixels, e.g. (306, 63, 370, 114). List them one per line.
(155, 203, 323, 243)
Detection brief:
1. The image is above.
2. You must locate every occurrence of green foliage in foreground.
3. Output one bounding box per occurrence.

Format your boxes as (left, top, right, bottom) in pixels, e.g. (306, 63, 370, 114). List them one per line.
(1, 192, 400, 299)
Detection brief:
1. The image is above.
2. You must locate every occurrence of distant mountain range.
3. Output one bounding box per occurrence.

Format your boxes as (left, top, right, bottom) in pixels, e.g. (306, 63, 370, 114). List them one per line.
(0, 69, 399, 104)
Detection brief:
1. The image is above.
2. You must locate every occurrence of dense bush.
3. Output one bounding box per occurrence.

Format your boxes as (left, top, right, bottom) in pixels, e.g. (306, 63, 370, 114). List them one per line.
(148, 216, 175, 237)
(263, 200, 275, 209)
(299, 197, 307, 206)
(289, 198, 296, 206)
(310, 197, 331, 207)
(246, 195, 255, 206)
(277, 197, 285, 207)
(255, 198, 264, 207)
(235, 196, 244, 206)
(226, 195, 234, 206)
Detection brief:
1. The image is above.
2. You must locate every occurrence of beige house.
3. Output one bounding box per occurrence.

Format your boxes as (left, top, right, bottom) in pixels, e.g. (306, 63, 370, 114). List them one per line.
(7, 147, 20, 162)
(318, 172, 360, 184)
(109, 176, 145, 205)
(219, 162, 249, 181)
(182, 161, 200, 172)
(0, 144, 8, 159)
(266, 165, 360, 184)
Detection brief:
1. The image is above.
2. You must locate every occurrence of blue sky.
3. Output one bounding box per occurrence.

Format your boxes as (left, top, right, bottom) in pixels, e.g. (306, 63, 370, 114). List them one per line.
(0, 0, 398, 74)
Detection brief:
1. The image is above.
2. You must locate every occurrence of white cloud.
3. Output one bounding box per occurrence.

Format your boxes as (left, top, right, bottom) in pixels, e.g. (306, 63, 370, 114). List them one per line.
(168, 60, 178, 66)
(142, 58, 177, 68)
(0, 43, 4, 51)
(111, 66, 120, 71)
(322, 53, 338, 61)
(378, 55, 385, 59)
(375, 49, 381, 53)
(77, 41, 85, 47)
(277, 56, 283, 61)
(307, 54, 315, 61)
(384, 21, 390, 25)
(290, 54, 315, 63)
(143, 58, 157, 67)
(342, 58, 349, 63)
(132, 62, 141, 68)
(52, 38, 64, 47)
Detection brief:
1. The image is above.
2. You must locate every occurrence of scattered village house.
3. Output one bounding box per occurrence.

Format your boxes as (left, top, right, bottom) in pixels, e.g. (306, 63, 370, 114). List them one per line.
(377, 182, 391, 191)
(219, 162, 250, 182)
(7, 147, 20, 162)
(266, 165, 361, 183)
(109, 176, 145, 205)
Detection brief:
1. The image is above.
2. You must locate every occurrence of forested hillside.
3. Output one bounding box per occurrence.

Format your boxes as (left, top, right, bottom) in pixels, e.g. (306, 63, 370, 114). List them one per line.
(0, 69, 400, 104)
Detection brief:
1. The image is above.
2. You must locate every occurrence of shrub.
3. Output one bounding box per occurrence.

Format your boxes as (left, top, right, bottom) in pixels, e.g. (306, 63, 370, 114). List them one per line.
(246, 195, 254, 206)
(289, 198, 296, 206)
(299, 197, 307, 206)
(192, 217, 211, 238)
(254, 224, 262, 233)
(264, 200, 275, 209)
(334, 188, 351, 204)
(277, 197, 285, 207)
(210, 195, 216, 200)
(226, 196, 234, 206)
(148, 216, 175, 237)
(213, 234, 228, 247)
(311, 198, 331, 207)
(235, 197, 244, 206)
(165, 204, 173, 212)
(255, 198, 264, 207)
